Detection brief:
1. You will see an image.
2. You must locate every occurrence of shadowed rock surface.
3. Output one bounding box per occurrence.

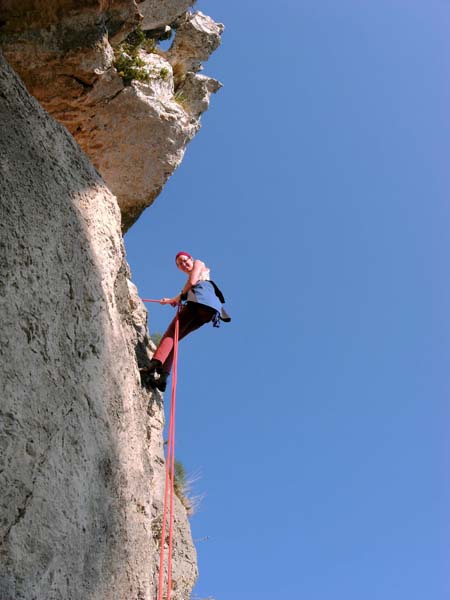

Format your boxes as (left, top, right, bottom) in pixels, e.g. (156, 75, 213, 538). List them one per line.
(0, 53, 197, 600)
(0, 1, 224, 230)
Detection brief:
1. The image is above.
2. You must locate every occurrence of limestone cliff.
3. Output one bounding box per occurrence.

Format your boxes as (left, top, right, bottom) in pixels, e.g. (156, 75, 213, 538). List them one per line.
(0, 2, 224, 597)
(0, 0, 224, 230)
(0, 51, 198, 600)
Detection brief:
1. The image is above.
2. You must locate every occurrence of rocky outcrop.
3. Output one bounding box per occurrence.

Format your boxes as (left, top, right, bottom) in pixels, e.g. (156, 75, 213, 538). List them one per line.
(139, 0, 193, 31)
(166, 11, 223, 74)
(0, 2, 224, 230)
(0, 53, 197, 600)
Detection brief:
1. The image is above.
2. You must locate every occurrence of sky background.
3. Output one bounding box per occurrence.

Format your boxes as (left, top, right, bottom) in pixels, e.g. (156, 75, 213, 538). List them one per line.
(124, 2, 450, 598)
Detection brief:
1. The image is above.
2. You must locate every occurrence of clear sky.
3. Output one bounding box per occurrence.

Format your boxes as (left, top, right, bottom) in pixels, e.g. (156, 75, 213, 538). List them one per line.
(124, 2, 450, 598)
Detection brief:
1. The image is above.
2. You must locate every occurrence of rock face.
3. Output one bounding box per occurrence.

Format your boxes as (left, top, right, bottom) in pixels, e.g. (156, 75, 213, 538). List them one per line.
(139, 0, 193, 30)
(0, 53, 197, 600)
(0, 1, 224, 230)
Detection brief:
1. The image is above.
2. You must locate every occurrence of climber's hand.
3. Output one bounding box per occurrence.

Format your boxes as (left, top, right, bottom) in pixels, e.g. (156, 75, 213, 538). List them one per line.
(160, 297, 180, 306)
(160, 298, 172, 305)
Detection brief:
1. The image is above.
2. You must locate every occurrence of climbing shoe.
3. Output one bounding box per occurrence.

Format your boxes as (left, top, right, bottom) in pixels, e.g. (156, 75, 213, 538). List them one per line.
(154, 372, 169, 392)
(140, 359, 163, 390)
(140, 358, 162, 376)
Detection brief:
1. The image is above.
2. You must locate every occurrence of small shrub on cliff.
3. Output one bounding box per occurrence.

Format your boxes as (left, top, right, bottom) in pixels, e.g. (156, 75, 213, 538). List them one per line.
(121, 25, 157, 55)
(174, 90, 188, 110)
(159, 67, 170, 80)
(113, 25, 157, 86)
(173, 459, 203, 516)
(173, 460, 187, 495)
(114, 50, 149, 86)
(150, 331, 162, 346)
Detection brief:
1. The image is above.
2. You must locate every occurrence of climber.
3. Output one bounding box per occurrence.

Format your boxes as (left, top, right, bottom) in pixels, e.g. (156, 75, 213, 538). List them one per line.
(142, 251, 230, 392)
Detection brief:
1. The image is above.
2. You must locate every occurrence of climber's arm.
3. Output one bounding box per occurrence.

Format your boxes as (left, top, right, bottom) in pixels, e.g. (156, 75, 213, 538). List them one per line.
(160, 260, 205, 305)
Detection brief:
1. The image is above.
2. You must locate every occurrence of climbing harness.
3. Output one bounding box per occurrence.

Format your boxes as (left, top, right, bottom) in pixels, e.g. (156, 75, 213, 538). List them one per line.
(143, 299, 179, 600)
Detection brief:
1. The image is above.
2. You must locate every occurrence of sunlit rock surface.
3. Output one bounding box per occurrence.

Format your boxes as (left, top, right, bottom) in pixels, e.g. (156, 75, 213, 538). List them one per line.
(0, 2, 224, 230)
(0, 52, 197, 600)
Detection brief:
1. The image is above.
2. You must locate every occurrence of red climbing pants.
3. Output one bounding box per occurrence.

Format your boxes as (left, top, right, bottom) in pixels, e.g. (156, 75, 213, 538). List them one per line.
(153, 303, 216, 374)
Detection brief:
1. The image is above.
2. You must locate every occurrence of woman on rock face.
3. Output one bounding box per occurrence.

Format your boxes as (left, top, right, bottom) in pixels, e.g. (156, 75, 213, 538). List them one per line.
(143, 251, 230, 392)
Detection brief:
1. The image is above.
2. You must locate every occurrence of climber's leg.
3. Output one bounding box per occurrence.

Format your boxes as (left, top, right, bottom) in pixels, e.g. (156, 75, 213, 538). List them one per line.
(158, 304, 216, 375)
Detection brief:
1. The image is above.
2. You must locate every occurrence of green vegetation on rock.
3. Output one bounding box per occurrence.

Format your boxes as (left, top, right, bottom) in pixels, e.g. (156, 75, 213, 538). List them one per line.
(113, 26, 157, 86)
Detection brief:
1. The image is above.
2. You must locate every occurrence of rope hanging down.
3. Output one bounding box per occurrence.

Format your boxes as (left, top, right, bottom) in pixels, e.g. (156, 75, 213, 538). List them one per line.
(148, 303, 179, 600)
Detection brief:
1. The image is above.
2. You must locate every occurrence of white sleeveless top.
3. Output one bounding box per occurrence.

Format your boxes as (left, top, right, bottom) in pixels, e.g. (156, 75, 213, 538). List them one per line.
(198, 264, 210, 282)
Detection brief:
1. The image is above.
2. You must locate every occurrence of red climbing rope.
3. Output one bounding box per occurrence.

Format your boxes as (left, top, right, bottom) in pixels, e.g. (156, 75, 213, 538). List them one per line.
(156, 305, 180, 600)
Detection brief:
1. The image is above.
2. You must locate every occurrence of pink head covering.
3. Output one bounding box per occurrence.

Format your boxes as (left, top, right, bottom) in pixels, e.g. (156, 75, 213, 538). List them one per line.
(175, 251, 192, 263)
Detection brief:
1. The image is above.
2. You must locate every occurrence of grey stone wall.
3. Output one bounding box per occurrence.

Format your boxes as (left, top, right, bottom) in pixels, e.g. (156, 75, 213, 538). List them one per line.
(0, 54, 196, 600)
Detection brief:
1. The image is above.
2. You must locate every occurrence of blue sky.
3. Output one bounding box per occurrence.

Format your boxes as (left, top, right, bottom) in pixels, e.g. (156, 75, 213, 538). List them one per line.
(124, 2, 449, 598)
